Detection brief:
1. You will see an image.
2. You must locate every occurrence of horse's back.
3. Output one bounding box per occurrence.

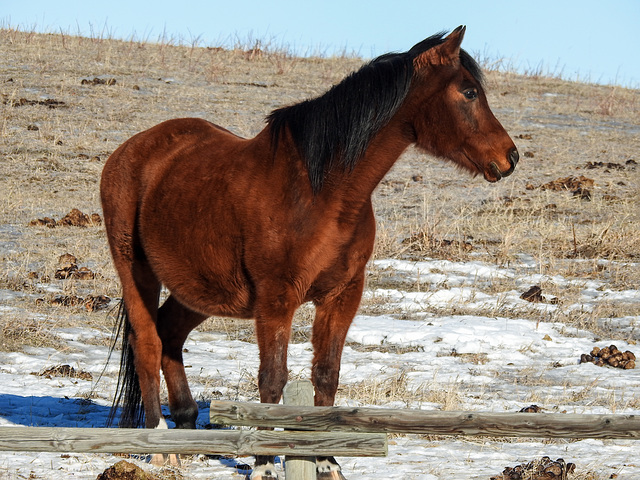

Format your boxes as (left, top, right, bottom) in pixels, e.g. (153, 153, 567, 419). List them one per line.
(103, 118, 240, 179)
(101, 117, 246, 223)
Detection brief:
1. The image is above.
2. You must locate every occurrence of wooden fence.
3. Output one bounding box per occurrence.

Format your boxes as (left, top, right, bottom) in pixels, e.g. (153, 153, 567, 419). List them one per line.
(0, 380, 639, 479)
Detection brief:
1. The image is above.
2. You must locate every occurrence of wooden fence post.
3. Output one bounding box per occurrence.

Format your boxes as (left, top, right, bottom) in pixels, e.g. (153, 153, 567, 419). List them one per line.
(283, 380, 316, 480)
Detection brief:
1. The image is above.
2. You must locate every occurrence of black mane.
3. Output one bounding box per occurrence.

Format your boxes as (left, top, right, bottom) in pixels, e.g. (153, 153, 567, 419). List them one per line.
(267, 31, 483, 192)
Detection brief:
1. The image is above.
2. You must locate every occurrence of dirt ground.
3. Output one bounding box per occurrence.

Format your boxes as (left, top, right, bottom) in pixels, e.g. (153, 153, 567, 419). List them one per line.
(0, 28, 638, 345)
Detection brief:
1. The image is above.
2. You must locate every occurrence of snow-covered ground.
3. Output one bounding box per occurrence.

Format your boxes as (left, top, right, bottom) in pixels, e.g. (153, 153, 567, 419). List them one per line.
(1, 257, 639, 479)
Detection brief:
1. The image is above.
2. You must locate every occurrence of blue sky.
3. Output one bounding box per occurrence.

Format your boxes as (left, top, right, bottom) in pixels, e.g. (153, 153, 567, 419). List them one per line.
(3, 0, 639, 87)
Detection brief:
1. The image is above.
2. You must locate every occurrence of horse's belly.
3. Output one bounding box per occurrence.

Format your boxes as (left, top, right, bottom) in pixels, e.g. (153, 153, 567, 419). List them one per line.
(143, 231, 255, 319)
(161, 268, 255, 319)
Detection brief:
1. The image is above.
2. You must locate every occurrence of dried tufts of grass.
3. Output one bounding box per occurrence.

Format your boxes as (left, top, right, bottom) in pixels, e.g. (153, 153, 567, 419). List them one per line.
(0, 318, 64, 352)
(337, 370, 462, 411)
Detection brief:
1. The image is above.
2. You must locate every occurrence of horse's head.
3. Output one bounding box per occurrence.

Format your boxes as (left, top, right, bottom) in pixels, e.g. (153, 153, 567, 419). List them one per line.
(408, 26, 518, 182)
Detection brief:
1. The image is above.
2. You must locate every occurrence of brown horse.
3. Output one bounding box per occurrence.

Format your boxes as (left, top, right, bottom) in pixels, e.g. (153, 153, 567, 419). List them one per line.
(101, 26, 518, 479)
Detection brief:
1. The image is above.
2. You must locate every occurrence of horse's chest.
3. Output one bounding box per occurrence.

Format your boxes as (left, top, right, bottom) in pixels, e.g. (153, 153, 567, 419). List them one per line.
(304, 219, 375, 299)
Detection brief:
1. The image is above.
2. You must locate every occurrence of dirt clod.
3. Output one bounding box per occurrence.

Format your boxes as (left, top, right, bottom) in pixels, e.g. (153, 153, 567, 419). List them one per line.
(29, 209, 102, 227)
(519, 405, 542, 413)
(539, 175, 595, 194)
(49, 294, 111, 311)
(520, 286, 544, 303)
(491, 457, 576, 480)
(580, 345, 635, 369)
(57, 208, 102, 227)
(82, 77, 117, 86)
(29, 216, 57, 228)
(3, 97, 66, 108)
(519, 286, 558, 304)
(96, 460, 159, 480)
(35, 364, 93, 381)
(84, 294, 111, 311)
(585, 161, 626, 171)
(54, 252, 101, 281)
(58, 253, 77, 268)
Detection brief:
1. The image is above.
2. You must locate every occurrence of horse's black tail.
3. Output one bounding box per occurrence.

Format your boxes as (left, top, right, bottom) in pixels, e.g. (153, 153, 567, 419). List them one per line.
(107, 301, 145, 428)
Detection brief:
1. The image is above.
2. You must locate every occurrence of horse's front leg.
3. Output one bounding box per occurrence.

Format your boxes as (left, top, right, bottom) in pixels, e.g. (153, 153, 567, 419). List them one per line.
(311, 272, 365, 480)
(250, 296, 297, 480)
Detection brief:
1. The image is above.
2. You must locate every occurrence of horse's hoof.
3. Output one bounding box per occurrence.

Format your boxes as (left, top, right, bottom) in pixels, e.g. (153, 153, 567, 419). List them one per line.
(317, 458, 346, 480)
(250, 463, 279, 480)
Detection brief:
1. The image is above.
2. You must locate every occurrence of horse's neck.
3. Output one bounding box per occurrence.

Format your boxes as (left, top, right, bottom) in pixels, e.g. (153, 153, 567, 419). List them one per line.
(342, 120, 413, 200)
(261, 120, 412, 206)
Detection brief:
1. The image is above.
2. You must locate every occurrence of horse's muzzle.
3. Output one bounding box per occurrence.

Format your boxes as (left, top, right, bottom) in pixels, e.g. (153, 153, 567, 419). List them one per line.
(489, 148, 519, 181)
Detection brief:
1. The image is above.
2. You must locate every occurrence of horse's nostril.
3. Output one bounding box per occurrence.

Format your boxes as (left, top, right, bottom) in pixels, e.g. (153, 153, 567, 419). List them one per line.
(509, 148, 519, 167)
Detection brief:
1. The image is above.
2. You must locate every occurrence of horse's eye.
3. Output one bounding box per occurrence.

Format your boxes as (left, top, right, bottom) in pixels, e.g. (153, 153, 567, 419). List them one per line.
(463, 88, 478, 100)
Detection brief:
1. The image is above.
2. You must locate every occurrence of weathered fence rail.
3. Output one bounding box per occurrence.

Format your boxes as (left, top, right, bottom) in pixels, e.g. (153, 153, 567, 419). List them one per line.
(0, 426, 386, 456)
(209, 400, 640, 439)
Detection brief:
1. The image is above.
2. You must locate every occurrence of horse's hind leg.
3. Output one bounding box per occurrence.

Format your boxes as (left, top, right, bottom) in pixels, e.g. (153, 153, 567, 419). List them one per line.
(102, 164, 165, 432)
(102, 207, 165, 430)
(311, 273, 365, 480)
(111, 251, 181, 465)
(102, 157, 176, 465)
(157, 295, 207, 429)
(116, 263, 164, 428)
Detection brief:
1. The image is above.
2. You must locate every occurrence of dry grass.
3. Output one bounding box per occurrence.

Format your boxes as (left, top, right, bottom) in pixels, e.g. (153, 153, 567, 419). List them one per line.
(0, 317, 64, 351)
(337, 370, 463, 410)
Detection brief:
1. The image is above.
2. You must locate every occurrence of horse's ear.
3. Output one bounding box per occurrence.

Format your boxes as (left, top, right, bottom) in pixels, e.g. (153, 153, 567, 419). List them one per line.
(414, 25, 466, 70)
